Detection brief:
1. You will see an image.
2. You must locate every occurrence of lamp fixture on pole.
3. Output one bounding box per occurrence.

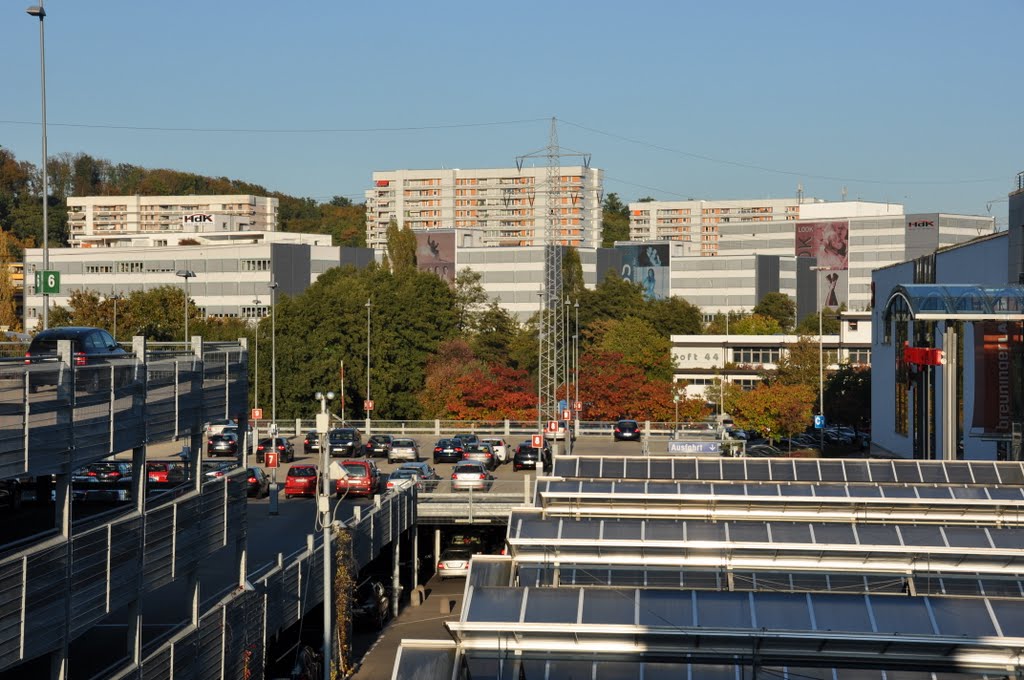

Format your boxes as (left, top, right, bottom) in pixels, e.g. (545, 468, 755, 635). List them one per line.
(252, 297, 261, 411)
(315, 390, 337, 680)
(268, 282, 278, 429)
(175, 270, 196, 344)
(810, 265, 828, 453)
(26, 2, 49, 329)
(365, 299, 372, 431)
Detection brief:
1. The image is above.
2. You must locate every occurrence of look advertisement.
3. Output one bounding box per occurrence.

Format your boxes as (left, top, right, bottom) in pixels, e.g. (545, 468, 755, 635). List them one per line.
(619, 243, 669, 300)
(796, 221, 849, 309)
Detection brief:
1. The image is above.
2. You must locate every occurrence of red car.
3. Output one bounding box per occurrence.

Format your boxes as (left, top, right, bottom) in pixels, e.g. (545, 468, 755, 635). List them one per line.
(284, 465, 318, 498)
(335, 460, 380, 498)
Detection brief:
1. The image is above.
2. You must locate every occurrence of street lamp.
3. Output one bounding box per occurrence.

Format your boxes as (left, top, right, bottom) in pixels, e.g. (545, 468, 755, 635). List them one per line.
(252, 298, 261, 411)
(574, 298, 579, 424)
(175, 270, 195, 343)
(26, 3, 49, 329)
(810, 266, 828, 452)
(109, 293, 123, 341)
(365, 299, 371, 431)
(268, 282, 278, 429)
(314, 390, 337, 680)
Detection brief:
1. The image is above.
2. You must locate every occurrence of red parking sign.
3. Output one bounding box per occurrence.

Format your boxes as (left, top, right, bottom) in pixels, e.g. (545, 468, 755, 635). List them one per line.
(532, 434, 544, 448)
(251, 407, 263, 421)
(561, 409, 571, 420)
(547, 420, 558, 432)
(265, 452, 279, 469)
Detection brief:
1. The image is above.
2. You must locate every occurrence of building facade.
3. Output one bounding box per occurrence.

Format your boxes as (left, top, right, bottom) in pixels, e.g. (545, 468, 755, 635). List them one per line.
(365, 167, 603, 252)
(66, 194, 279, 247)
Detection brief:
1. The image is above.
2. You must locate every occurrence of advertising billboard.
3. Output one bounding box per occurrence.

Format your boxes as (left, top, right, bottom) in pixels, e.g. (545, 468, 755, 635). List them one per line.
(416, 231, 455, 283)
(619, 243, 669, 300)
(972, 321, 1023, 435)
(795, 221, 849, 271)
(904, 213, 940, 260)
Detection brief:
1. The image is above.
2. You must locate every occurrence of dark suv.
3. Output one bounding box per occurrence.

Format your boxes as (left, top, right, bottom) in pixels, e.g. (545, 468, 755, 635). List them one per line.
(512, 440, 552, 473)
(328, 428, 362, 457)
(363, 434, 394, 458)
(614, 419, 642, 441)
(25, 326, 130, 390)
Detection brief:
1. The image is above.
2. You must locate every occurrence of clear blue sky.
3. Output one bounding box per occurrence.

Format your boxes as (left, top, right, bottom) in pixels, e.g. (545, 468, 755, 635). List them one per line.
(2, 1, 1020, 224)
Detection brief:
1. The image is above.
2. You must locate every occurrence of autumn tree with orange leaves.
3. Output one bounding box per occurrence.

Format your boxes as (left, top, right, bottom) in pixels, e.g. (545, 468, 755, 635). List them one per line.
(729, 382, 815, 443)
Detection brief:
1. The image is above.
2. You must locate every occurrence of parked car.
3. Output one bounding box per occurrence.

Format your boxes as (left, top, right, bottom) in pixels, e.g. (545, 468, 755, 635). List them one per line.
(613, 419, 642, 442)
(202, 460, 237, 479)
(303, 431, 321, 454)
(513, 441, 552, 473)
(481, 438, 510, 464)
(451, 462, 494, 492)
(452, 433, 480, 448)
(220, 425, 253, 453)
(388, 438, 420, 463)
(207, 432, 240, 457)
(353, 579, 391, 630)
(24, 326, 130, 391)
(433, 438, 464, 463)
(284, 464, 319, 498)
(747, 444, 784, 458)
(81, 461, 133, 484)
(437, 547, 475, 579)
(204, 418, 238, 437)
(256, 437, 294, 464)
(336, 459, 381, 498)
(245, 466, 270, 497)
(0, 479, 23, 511)
(388, 462, 440, 492)
(364, 434, 394, 458)
(544, 420, 575, 442)
(328, 428, 362, 458)
(73, 462, 132, 501)
(146, 460, 186, 485)
(461, 442, 497, 470)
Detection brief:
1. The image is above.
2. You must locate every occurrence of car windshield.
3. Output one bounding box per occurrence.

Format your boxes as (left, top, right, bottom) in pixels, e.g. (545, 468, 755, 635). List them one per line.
(393, 439, 415, 447)
(288, 467, 317, 477)
(454, 464, 483, 474)
(343, 464, 368, 477)
(389, 469, 417, 479)
(442, 548, 473, 560)
(619, 421, 638, 428)
(331, 430, 357, 441)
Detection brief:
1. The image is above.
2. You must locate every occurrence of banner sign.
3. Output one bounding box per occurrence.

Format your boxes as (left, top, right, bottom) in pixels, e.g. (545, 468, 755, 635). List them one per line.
(667, 440, 722, 455)
(972, 321, 1023, 434)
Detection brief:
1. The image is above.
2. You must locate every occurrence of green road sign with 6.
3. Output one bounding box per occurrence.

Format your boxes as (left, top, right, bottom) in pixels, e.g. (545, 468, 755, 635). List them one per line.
(35, 270, 60, 294)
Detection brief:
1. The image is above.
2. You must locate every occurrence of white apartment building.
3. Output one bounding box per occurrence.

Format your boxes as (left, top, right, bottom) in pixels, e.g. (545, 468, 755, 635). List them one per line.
(66, 194, 279, 247)
(365, 167, 603, 252)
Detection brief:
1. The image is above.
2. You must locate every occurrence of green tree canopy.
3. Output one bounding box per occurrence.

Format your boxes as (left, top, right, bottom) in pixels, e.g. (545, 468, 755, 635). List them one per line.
(753, 293, 796, 331)
(588, 316, 675, 382)
(771, 336, 823, 392)
(601, 192, 630, 247)
(795, 306, 841, 334)
(824, 364, 871, 428)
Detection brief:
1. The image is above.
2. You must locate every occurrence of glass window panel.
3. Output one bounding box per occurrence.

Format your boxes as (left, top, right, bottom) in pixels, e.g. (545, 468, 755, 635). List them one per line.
(770, 522, 812, 544)
(868, 462, 896, 482)
(681, 664, 737, 680)
(811, 594, 873, 632)
(722, 460, 746, 479)
(517, 565, 554, 587)
(552, 459, 576, 477)
(846, 484, 882, 497)
(863, 575, 906, 594)
(970, 462, 999, 484)
(929, 597, 997, 637)
(918, 463, 948, 483)
(608, 568, 647, 587)
(856, 524, 899, 545)
(988, 526, 1024, 550)
(938, 577, 983, 596)
(644, 568, 684, 588)
(466, 587, 524, 623)
(581, 588, 635, 625)
(462, 653, 507, 680)
(469, 561, 513, 588)
(828, 574, 869, 593)
(649, 459, 673, 480)
(523, 587, 579, 623)
(769, 460, 796, 481)
(580, 480, 614, 493)
(674, 458, 697, 480)
(625, 459, 648, 479)
(613, 480, 646, 494)
(944, 462, 973, 484)
(697, 591, 753, 628)
(899, 525, 946, 547)
(814, 523, 858, 544)
(579, 458, 602, 478)
(892, 462, 923, 482)
(779, 485, 813, 496)
(561, 518, 601, 540)
(951, 487, 990, 500)
(681, 570, 721, 590)
(567, 565, 609, 586)
(547, 660, 594, 678)
(394, 647, 455, 680)
(842, 461, 871, 482)
(794, 461, 821, 481)
(791, 573, 830, 592)
(601, 458, 625, 479)
(728, 522, 768, 543)
(680, 482, 710, 495)
(648, 481, 682, 494)
(870, 596, 935, 635)
(637, 589, 693, 627)
(984, 579, 1024, 598)
(753, 592, 812, 630)
(988, 488, 1024, 500)
(745, 460, 771, 481)
(942, 526, 992, 549)
(641, 662, 695, 680)
(697, 460, 722, 480)
(996, 463, 1024, 484)
(645, 520, 685, 542)
(746, 484, 779, 496)
(819, 461, 846, 482)
(687, 521, 727, 542)
(546, 481, 580, 494)
(519, 518, 558, 540)
(880, 486, 917, 498)
(916, 487, 952, 499)
(812, 485, 848, 497)
(595, 660, 642, 680)
(603, 519, 643, 540)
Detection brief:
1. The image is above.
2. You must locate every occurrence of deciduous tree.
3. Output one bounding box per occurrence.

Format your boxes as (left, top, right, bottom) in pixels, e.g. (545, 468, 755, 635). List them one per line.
(753, 293, 796, 331)
(731, 383, 815, 443)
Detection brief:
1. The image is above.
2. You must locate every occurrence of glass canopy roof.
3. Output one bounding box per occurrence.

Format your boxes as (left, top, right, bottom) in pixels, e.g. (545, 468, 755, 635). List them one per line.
(883, 284, 1024, 321)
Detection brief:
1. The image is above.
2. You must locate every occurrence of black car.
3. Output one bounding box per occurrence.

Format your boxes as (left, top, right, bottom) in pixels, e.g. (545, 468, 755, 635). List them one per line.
(353, 579, 391, 631)
(303, 431, 321, 454)
(207, 432, 239, 457)
(363, 434, 394, 458)
(25, 326, 131, 391)
(245, 466, 270, 497)
(432, 438, 464, 463)
(328, 428, 362, 457)
(256, 437, 294, 464)
(613, 419, 642, 441)
(452, 433, 480, 448)
(512, 441, 552, 473)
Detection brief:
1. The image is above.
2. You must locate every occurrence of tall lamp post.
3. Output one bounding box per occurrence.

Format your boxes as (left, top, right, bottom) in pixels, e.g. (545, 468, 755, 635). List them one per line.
(268, 282, 278, 429)
(252, 298, 261, 411)
(365, 299, 372, 432)
(175, 270, 195, 343)
(574, 298, 579, 424)
(810, 266, 828, 452)
(26, 3, 49, 330)
(315, 390, 336, 680)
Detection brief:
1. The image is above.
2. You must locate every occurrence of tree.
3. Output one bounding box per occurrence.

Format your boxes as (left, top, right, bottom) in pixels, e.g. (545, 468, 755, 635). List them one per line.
(577, 350, 676, 421)
(453, 268, 487, 334)
(824, 364, 871, 428)
(589, 317, 674, 382)
(470, 302, 520, 366)
(730, 383, 816, 443)
(644, 296, 703, 337)
(753, 293, 796, 332)
(601, 192, 630, 247)
(0, 231, 21, 330)
(419, 339, 482, 418)
(795, 306, 841, 335)
(384, 219, 416, 273)
(771, 336, 822, 391)
(561, 247, 585, 300)
(730, 313, 782, 336)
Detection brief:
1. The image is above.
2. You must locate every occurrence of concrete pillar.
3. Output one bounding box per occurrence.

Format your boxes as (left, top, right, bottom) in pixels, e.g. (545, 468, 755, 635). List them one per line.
(411, 524, 419, 591)
(434, 528, 441, 577)
(391, 527, 401, 618)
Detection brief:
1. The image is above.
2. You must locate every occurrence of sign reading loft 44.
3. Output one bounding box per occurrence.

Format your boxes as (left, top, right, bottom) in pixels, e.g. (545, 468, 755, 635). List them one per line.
(35, 270, 60, 294)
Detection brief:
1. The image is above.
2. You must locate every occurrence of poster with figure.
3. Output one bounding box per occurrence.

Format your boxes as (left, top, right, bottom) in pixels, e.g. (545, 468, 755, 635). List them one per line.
(618, 243, 669, 300)
(415, 231, 455, 283)
(795, 221, 849, 270)
(972, 321, 1023, 435)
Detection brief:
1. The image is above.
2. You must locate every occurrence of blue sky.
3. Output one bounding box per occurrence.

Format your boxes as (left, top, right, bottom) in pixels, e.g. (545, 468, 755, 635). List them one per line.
(2, 1, 1020, 224)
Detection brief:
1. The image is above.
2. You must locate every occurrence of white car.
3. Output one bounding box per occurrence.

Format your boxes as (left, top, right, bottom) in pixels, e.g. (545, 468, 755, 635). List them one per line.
(205, 418, 237, 437)
(481, 438, 510, 464)
(388, 438, 420, 463)
(543, 420, 576, 442)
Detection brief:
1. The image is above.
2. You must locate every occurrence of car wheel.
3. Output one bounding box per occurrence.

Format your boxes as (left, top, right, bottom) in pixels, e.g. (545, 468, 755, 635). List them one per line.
(285, 494, 292, 499)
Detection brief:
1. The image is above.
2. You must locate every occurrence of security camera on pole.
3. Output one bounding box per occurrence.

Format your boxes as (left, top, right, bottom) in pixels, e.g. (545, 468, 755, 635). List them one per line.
(315, 390, 342, 680)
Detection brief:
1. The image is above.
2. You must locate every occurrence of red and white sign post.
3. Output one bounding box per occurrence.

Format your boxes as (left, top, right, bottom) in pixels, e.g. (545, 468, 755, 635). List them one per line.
(264, 451, 279, 469)
(532, 434, 544, 449)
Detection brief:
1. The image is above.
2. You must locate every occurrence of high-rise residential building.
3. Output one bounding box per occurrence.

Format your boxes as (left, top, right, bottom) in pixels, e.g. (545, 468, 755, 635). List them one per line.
(365, 167, 603, 252)
(66, 194, 279, 247)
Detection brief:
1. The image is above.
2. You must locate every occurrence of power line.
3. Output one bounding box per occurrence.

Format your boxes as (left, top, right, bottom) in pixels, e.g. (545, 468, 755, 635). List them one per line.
(0, 117, 549, 134)
(560, 118, 1007, 186)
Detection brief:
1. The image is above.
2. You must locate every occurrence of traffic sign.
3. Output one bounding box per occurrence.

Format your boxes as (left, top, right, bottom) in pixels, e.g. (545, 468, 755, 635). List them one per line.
(814, 415, 826, 429)
(364, 400, 374, 412)
(532, 434, 544, 448)
(546, 420, 558, 433)
(35, 270, 60, 294)
(573, 401, 583, 411)
(251, 408, 263, 421)
(561, 409, 571, 420)
(265, 451, 279, 469)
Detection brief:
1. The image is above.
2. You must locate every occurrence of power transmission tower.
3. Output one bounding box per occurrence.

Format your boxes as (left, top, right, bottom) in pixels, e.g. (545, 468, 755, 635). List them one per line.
(517, 118, 591, 425)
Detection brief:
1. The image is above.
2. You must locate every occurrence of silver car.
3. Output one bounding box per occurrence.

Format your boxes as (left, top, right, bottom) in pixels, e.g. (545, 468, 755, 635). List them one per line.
(450, 462, 494, 492)
(437, 547, 475, 579)
(481, 438, 510, 464)
(388, 438, 420, 463)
